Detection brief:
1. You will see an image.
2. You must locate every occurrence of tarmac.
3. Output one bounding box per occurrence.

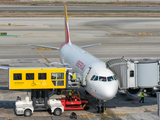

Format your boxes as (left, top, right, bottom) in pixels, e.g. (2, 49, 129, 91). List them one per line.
(0, 17, 160, 120)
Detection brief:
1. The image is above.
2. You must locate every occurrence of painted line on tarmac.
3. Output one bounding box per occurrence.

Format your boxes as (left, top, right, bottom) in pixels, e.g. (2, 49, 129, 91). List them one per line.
(39, 49, 54, 67)
(79, 90, 97, 110)
(91, 22, 159, 44)
(78, 90, 113, 118)
(79, 114, 95, 118)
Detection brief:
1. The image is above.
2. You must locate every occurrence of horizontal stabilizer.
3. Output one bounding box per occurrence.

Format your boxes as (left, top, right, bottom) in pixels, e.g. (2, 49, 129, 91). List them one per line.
(80, 43, 101, 48)
(28, 44, 60, 50)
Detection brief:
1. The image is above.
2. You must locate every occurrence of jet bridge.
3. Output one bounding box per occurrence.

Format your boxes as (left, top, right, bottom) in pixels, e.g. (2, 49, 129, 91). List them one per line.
(106, 58, 160, 89)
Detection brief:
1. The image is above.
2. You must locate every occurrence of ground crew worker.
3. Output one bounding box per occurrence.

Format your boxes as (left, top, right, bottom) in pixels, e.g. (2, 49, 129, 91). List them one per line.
(72, 72, 76, 82)
(69, 90, 74, 101)
(139, 90, 144, 103)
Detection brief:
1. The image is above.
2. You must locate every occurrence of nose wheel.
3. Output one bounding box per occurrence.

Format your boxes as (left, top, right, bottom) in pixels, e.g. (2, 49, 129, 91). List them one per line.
(97, 100, 106, 113)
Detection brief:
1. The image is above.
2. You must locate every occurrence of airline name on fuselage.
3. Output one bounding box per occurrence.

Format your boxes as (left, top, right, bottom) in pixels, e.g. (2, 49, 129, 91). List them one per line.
(76, 60, 86, 71)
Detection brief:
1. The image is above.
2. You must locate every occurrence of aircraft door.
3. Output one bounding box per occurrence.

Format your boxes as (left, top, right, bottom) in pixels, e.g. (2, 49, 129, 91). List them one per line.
(82, 67, 91, 87)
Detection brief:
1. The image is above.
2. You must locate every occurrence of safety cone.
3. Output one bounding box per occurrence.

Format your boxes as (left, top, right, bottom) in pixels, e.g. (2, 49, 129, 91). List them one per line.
(134, 99, 136, 104)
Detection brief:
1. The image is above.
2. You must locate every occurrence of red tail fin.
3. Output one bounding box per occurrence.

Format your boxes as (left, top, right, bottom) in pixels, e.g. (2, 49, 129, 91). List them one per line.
(64, 5, 71, 45)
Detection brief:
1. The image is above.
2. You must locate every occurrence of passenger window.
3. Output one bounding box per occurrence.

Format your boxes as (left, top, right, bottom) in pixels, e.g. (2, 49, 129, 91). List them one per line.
(51, 73, 56, 79)
(91, 75, 95, 80)
(94, 76, 98, 81)
(26, 73, 34, 80)
(51, 73, 64, 79)
(14, 73, 22, 80)
(130, 70, 134, 77)
(108, 76, 114, 82)
(38, 73, 46, 80)
(52, 81, 64, 86)
(57, 73, 64, 79)
(99, 76, 107, 82)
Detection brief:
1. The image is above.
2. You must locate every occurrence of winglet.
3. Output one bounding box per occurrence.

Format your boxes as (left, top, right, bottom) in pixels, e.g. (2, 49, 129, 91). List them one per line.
(64, 5, 71, 45)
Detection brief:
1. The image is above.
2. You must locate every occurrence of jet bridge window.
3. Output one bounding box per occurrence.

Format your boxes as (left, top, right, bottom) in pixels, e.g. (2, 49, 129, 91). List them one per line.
(14, 73, 22, 80)
(130, 70, 134, 77)
(99, 76, 107, 82)
(107, 76, 114, 82)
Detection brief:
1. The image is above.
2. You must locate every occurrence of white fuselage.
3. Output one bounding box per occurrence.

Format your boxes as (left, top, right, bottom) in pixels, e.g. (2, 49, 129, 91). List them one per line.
(60, 43, 118, 100)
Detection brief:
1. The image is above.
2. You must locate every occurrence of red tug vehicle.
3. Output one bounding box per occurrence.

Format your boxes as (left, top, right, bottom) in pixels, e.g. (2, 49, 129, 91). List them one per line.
(59, 90, 89, 110)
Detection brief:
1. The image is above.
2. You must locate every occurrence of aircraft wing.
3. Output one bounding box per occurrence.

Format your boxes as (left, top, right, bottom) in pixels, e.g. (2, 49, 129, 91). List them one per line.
(80, 43, 101, 48)
(28, 44, 60, 50)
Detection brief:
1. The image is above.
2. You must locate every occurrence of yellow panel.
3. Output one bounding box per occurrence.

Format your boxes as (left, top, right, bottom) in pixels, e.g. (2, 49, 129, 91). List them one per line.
(9, 68, 66, 89)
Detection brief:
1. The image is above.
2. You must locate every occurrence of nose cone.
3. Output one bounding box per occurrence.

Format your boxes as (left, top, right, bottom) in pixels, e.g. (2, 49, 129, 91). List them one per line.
(99, 80, 119, 100)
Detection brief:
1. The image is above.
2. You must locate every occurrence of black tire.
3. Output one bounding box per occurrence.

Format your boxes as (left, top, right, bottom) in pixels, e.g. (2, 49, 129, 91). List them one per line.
(54, 108, 62, 116)
(57, 89, 61, 95)
(70, 115, 73, 119)
(101, 106, 104, 113)
(84, 105, 89, 110)
(75, 115, 77, 119)
(48, 108, 51, 114)
(24, 109, 32, 117)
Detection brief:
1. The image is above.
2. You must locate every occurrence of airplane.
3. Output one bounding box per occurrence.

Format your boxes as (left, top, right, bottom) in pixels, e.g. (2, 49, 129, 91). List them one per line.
(29, 5, 119, 112)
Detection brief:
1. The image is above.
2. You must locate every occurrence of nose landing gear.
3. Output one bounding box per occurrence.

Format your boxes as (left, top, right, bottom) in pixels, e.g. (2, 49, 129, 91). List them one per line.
(97, 100, 106, 113)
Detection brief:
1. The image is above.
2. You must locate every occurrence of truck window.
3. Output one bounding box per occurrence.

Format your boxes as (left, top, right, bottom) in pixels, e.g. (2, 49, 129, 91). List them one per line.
(14, 73, 22, 80)
(38, 73, 46, 80)
(26, 73, 34, 80)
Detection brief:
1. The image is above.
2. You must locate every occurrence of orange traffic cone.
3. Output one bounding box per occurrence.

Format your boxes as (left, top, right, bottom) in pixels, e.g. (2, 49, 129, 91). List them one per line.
(134, 99, 136, 104)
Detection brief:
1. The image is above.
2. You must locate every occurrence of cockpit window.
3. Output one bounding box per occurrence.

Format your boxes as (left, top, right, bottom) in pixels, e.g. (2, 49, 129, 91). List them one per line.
(107, 76, 114, 82)
(99, 76, 107, 82)
(94, 76, 98, 81)
(113, 75, 117, 80)
(91, 75, 116, 81)
(91, 75, 95, 80)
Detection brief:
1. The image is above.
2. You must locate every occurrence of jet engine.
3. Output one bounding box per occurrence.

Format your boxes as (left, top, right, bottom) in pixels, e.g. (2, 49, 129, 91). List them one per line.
(125, 88, 141, 97)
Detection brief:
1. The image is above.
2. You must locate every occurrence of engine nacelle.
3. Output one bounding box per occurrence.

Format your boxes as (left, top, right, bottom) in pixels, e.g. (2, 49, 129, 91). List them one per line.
(125, 88, 141, 97)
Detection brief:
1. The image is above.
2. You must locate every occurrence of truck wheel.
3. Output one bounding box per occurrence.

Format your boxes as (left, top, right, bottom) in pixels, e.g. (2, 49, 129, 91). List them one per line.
(54, 108, 62, 116)
(24, 109, 32, 117)
(57, 89, 61, 95)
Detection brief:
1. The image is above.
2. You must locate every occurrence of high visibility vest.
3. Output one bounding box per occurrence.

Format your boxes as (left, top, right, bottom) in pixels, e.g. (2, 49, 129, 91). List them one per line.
(72, 73, 76, 80)
(141, 92, 144, 97)
(69, 92, 72, 96)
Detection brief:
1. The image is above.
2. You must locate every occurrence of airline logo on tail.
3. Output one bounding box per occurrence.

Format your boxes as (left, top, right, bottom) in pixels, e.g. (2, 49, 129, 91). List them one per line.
(60, 5, 71, 49)
(64, 5, 71, 45)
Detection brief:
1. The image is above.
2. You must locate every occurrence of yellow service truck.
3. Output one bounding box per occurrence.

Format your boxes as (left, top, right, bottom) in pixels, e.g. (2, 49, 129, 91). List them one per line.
(9, 67, 67, 89)
(8, 67, 69, 117)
